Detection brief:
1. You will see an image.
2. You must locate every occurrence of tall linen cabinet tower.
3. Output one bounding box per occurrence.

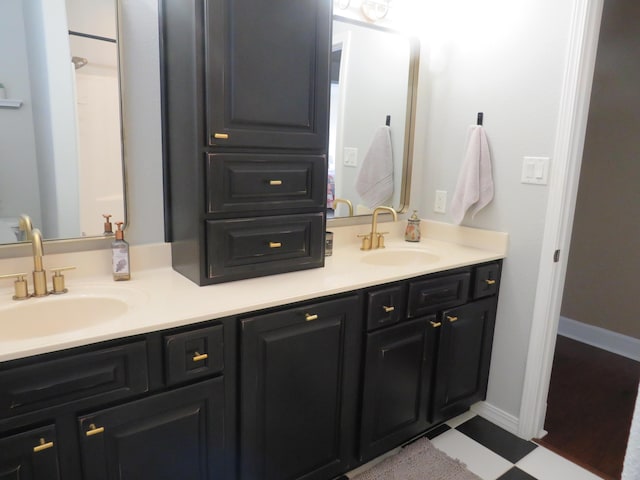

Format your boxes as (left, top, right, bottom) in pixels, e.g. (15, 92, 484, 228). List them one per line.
(160, 0, 331, 285)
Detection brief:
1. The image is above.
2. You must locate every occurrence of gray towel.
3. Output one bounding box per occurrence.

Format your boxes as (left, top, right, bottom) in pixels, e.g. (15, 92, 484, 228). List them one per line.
(355, 126, 394, 208)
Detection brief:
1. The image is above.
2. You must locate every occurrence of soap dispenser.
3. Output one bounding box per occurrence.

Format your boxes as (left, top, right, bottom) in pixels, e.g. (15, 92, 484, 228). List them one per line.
(404, 210, 421, 242)
(103, 214, 113, 234)
(112, 222, 130, 281)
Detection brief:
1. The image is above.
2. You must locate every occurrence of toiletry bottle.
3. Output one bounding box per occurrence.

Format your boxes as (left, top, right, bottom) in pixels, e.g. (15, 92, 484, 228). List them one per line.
(404, 210, 421, 242)
(103, 214, 113, 234)
(112, 222, 130, 281)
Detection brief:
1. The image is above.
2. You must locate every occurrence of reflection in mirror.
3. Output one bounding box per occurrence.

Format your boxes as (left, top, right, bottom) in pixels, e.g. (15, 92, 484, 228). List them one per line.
(0, 0, 125, 246)
(328, 17, 418, 219)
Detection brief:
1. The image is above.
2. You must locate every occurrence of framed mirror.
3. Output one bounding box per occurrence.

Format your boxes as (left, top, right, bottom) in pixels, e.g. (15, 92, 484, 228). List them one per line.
(0, 0, 125, 246)
(327, 16, 419, 220)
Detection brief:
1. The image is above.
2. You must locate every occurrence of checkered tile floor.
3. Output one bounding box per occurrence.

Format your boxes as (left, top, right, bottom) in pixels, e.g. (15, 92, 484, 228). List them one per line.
(426, 411, 604, 480)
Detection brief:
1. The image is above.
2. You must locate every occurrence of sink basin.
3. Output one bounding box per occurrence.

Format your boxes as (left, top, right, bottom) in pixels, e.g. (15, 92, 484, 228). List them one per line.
(361, 248, 440, 266)
(0, 285, 148, 341)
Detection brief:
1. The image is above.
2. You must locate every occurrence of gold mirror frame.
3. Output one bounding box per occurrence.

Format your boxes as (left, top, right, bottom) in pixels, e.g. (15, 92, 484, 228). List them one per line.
(327, 18, 419, 226)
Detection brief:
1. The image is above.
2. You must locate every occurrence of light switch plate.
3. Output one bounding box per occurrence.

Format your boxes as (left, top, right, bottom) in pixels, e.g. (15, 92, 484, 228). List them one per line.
(343, 147, 358, 167)
(521, 156, 550, 185)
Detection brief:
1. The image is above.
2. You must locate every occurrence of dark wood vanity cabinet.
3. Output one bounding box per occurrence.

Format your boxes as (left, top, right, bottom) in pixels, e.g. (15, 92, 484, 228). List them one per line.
(0, 425, 61, 480)
(0, 260, 501, 480)
(0, 320, 232, 480)
(204, 0, 331, 150)
(78, 378, 224, 480)
(160, 0, 331, 285)
(239, 295, 361, 480)
(358, 262, 501, 463)
(431, 297, 498, 423)
(359, 316, 437, 462)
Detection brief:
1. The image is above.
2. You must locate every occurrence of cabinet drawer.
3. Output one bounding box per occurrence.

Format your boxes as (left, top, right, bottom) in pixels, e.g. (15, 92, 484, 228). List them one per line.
(408, 272, 470, 317)
(206, 213, 324, 283)
(164, 324, 224, 386)
(0, 342, 148, 419)
(366, 284, 407, 331)
(473, 263, 500, 299)
(206, 153, 326, 214)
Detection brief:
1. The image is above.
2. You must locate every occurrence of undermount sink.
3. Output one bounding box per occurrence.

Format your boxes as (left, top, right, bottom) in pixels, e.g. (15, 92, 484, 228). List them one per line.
(0, 284, 148, 341)
(361, 247, 440, 266)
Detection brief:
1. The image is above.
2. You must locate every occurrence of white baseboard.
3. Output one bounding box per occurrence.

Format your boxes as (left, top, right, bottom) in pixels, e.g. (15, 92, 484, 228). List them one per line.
(558, 316, 640, 362)
(471, 401, 521, 438)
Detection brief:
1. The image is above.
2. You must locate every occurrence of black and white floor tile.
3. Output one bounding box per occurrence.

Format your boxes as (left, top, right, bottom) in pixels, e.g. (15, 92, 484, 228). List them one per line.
(427, 411, 604, 480)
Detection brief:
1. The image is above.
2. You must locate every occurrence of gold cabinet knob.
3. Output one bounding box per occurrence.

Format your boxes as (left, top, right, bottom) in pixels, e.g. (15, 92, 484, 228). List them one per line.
(269, 242, 282, 248)
(33, 438, 54, 453)
(192, 352, 209, 362)
(430, 321, 442, 328)
(269, 180, 283, 186)
(305, 313, 318, 321)
(382, 305, 395, 313)
(446, 315, 459, 323)
(85, 424, 105, 437)
(485, 279, 496, 285)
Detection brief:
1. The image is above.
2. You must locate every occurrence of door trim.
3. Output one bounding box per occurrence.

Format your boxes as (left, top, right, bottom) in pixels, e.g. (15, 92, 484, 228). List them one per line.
(518, 0, 604, 439)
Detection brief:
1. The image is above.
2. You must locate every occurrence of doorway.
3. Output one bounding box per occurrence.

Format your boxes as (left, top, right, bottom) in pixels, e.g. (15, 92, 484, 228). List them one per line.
(539, 2, 640, 476)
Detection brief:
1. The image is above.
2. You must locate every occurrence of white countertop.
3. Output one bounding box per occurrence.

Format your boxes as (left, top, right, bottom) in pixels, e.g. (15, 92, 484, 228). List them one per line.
(0, 220, 508, 362)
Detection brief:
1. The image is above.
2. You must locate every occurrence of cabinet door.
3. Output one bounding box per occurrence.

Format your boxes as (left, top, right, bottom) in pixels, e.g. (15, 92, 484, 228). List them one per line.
(0, 425, 60, 480)
(205, 0, 331, 150)
(78, 378, 225, 480)
(431, 297, 498, 422)
(240, 296, 361, 480)
(359, 316, 437, 462)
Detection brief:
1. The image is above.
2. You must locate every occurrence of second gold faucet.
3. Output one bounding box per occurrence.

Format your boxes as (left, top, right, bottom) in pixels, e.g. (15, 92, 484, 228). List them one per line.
(358, 206, 398, 250)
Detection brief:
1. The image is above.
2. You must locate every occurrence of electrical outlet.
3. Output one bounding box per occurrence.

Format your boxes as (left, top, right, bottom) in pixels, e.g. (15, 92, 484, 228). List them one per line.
(343, 147, 358, 167)
(434, 190, 447, 213)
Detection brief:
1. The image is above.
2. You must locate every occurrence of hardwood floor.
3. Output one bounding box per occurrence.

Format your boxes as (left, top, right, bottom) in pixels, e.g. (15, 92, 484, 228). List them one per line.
(537, 335, 640, 480)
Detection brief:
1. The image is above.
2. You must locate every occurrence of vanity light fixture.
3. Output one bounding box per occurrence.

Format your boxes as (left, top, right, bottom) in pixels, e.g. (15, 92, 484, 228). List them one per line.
(361, 0, 391, 22)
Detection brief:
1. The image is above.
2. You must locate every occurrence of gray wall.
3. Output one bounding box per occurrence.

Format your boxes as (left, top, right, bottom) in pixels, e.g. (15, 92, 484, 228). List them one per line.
(561, 0, 640, 340)
(410, 0, 575, 419)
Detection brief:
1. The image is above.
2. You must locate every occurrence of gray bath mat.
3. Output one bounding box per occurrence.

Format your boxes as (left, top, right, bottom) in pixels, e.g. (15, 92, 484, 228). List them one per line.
(351, 437, 482, 480)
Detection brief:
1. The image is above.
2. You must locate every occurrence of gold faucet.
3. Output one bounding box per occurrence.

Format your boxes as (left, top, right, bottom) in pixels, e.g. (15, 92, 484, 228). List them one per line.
(358, 206, 398, 250)
(19, 215, 48, 297)
(332, 198, 354, 217)
(30, 228, 48, 297)
(18, 215, 33, 242)
(1, 216, 74, 299)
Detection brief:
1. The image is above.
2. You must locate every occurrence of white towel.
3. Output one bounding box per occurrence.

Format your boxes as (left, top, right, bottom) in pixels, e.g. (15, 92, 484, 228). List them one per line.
(450, 125, 494, 224)
(355, 126, 394, 208)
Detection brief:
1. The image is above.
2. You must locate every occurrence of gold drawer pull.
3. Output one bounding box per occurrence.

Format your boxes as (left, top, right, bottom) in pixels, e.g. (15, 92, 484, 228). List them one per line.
(33, 438, 54, 453)
(305, 313, 318, 321)
(193, 352, 209, 362)
(213, 133, 229, 139)
(86, 424, 105, 437)
(447, 316, 458, 323)
(269, 180, 283, 186)
(382, 305, 395, 313)
(430, 321, 442, 328)
(269, 242, 282, 248)
(485, 279, 496, 285)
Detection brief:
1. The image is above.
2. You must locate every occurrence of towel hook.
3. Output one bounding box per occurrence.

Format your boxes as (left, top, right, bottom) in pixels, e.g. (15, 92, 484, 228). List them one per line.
(385, 115, 391, 126)
(477, 112, 483, 125)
